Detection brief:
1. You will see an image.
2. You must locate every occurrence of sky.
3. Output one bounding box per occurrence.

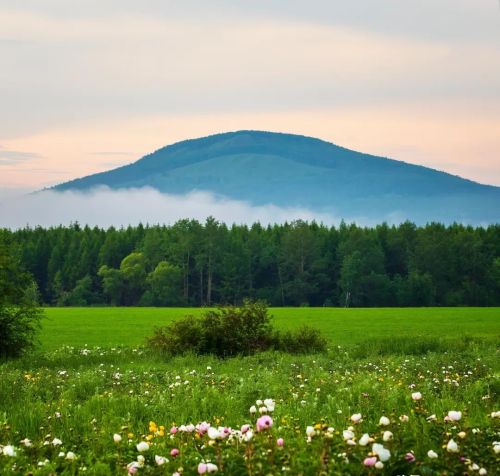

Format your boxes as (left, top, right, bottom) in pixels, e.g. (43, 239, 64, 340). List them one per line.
(0, 0, 499, 193)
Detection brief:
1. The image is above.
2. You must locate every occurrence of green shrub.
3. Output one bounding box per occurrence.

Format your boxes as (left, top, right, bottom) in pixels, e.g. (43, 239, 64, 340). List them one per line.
(273, 326, 328, 354)
(201, 301, 274, 357)
(147, 301, 326, 357)
(148, 315, 203, 355)
(0, 240, 43, 359)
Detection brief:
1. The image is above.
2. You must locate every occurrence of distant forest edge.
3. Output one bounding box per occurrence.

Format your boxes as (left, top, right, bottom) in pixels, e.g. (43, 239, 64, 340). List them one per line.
(2, 220, 500, 307)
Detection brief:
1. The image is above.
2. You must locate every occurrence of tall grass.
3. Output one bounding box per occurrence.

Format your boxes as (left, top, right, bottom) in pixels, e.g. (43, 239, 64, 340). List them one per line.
(350, 335, 489, 358)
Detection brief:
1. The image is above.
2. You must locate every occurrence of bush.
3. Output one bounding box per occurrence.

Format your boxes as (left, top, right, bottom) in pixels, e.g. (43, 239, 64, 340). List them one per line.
(273, 326, 328, 354)
(148, 315, 204, 355)
(201, 301, 274, 357)
(0, 240, 43, 359)
(147, 301, 327, 357)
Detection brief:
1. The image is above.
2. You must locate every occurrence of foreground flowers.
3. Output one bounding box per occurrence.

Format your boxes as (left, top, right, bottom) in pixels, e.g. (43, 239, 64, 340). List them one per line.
(372, 443, 391, 462)
(136, 441, 149, 452)
(1, 446, 16, 457)
(351, 413, 362, 423)
(446, 439, 459, 453)
(198, 462, 218, 474)
(256, 415, 273, 432)
(427, 449, 438, 459)
(1, 401, 497, 475)
(88, 397, 499, 475)
(446, 410, 462, 422)
(108, 402, 500, 474)
(1, 348, 498, 475)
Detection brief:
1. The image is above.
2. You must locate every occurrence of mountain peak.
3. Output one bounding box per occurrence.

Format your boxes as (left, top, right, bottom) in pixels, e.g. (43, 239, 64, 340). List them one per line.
(54, 131, 499, 224)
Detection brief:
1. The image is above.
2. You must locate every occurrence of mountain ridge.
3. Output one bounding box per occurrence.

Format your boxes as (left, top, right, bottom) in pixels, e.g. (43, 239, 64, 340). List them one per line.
(54, 130, 500, 224)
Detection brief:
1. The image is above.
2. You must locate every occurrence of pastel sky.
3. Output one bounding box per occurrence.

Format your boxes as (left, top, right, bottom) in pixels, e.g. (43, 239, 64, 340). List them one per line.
(0, 0, 499, 190)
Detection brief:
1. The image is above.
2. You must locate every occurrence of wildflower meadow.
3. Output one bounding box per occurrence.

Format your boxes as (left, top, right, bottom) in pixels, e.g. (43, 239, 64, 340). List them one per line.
(0, 308, 499, 475)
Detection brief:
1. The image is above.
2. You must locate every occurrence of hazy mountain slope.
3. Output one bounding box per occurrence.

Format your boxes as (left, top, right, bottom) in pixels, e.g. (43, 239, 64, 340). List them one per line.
(55, 131, 500, 224)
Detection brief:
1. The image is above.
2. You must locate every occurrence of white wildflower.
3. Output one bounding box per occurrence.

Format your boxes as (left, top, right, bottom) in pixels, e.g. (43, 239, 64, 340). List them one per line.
(359, 433, 370, 446)
(372, 443, 391, 462)
(155, 455, 168, 465)
(446, 439, 459, 453)
(351, 413, 362, 423)
(2, 445, 16, 457)
(382, 431, 393, 442)
(136, 441, 149, 452)
(447, 411, 462, 421)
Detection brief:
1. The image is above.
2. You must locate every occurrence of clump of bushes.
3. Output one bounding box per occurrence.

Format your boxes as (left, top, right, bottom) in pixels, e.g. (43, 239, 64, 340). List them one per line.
(147, 300, 327, 357)
(0, 239, 43, 359)
(273, 326, 327, 354)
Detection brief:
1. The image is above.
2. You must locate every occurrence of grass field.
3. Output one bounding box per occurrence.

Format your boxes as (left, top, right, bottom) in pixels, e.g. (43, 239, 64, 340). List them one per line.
(1, 307, 499, 475)
(39, 307, 500, 350)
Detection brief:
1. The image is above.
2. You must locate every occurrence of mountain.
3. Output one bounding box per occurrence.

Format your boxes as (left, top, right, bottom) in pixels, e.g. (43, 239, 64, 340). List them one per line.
(55, 130, 500, 224)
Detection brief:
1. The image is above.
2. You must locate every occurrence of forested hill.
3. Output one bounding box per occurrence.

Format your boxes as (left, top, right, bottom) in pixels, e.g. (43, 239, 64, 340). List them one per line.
(3, 221, 500, 307)
(54, 131, 500, 225)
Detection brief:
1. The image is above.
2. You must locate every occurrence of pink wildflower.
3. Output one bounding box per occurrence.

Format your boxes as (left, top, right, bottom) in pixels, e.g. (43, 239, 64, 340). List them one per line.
(197, 422, 210, 435)
(198, 462, 218, 474)
(405, 452, 416, 463)
(256, 415, 273, 432)
(198, 463, 208, 474)
(363, 457, 377, 466)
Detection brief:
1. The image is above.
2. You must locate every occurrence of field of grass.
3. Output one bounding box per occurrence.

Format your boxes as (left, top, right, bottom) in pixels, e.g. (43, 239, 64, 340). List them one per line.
(1, 307, 499, 475)
(39, 307, 500, 350)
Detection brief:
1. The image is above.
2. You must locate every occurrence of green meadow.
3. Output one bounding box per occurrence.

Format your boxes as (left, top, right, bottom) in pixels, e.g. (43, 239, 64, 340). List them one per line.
(1, 307, 499, 475)
(39, 307, 500, 350)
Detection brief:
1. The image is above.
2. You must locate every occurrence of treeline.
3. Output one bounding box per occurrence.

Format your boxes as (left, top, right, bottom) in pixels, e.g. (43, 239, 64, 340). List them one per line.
(1, 219, 499, 307)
